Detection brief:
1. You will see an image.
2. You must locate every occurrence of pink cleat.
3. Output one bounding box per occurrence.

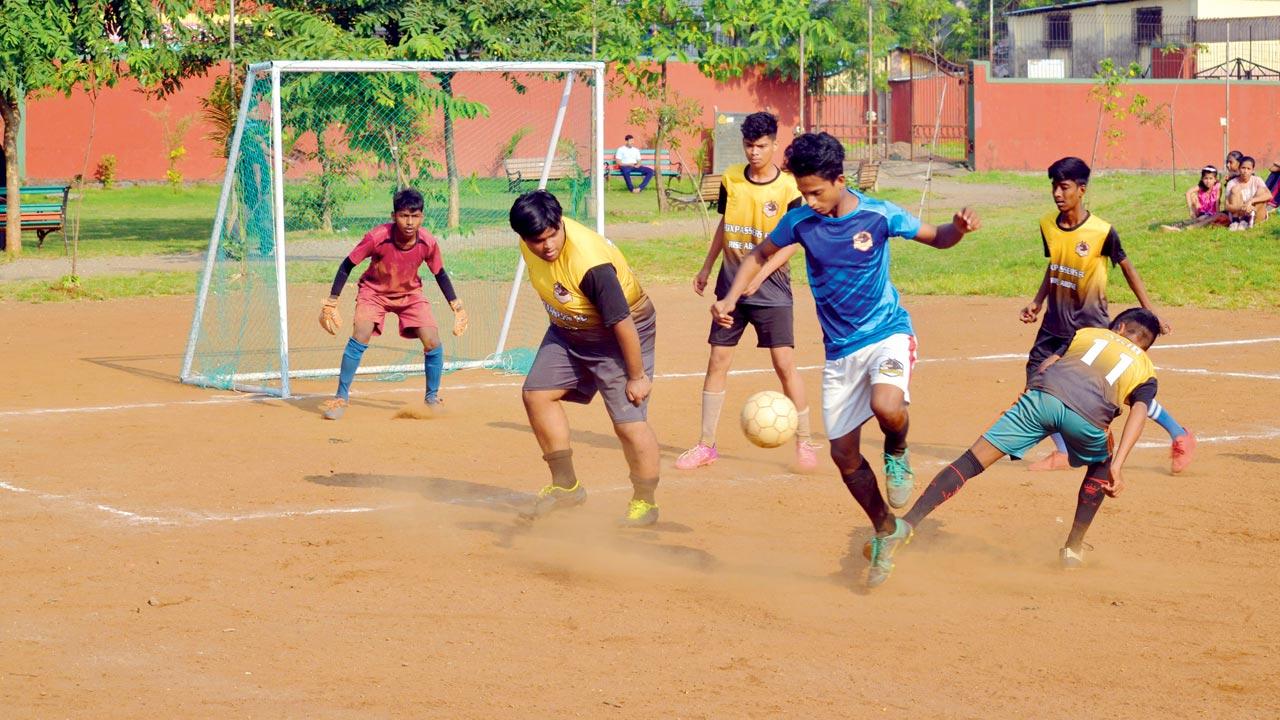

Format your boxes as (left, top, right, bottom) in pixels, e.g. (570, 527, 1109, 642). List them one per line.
(795, 440, 820, 471)
(1171, 430, 1197, 474)
(1027, 450, 1070, 472)
(675, 442, 719, 470)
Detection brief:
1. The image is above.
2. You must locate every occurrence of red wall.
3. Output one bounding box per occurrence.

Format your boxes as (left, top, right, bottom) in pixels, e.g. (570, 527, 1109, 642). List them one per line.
(8, 62, 800, 183)
(969, 61, 1280, 172)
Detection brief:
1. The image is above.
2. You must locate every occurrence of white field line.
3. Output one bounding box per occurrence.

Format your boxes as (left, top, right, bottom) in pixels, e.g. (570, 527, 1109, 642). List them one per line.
(3, 335, 1277, 420)
(1135, 427, 1280, 449)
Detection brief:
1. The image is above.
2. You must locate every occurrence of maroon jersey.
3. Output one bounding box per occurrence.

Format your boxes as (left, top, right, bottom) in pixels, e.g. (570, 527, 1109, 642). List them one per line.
(348, 223, 444, 296)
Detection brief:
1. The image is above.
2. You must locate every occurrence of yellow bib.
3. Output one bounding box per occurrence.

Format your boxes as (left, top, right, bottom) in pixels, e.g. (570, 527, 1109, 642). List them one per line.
(720, 164, 801, 262)
(522, 217, 647, 330)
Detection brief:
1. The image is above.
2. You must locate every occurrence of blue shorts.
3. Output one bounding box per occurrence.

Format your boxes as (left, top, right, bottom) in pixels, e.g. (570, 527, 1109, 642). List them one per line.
(983, 390, 1110, 467)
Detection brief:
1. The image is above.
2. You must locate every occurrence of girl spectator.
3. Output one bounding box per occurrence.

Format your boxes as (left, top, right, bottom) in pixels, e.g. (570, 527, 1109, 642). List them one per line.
(1160, 166, 1224, 232)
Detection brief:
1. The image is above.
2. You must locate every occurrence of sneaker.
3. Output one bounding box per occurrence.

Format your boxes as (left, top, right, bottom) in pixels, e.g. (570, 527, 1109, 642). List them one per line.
(1228, 221, 1243, 231)
(795, 440, 820, 471)
(867, 518, 913, 588)
(675, 442, 719, 470)
(1059, 546, 1085, 569)
(1027, 450, 1070, 472)
(619, 498, 659, 527)
(519, 482, 587, 520)
(424, 393, 443, 406)
(1171, 430, 1197, 474)
(320, 397, 348, 420)
(883, 451, 916, 509)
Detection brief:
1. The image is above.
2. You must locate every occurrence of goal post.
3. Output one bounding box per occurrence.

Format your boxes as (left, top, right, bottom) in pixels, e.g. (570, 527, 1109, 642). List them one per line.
(181, 60, 606, 398)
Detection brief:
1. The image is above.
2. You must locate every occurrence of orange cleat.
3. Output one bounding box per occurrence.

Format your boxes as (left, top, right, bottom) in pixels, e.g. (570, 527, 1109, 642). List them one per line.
(1171, 430, 1197, 474)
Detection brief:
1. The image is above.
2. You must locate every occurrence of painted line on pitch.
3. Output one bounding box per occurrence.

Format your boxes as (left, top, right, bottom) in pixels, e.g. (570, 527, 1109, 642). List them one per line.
(1135, 427, 1280, 450)
(1, 334, 1276, 420)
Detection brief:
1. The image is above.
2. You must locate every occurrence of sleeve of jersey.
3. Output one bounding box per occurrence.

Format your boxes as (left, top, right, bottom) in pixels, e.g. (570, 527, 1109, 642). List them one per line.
(346, 231, 376, 264)
(768, 211, 799, 248)
(885, 201, 922, 239)
(717, 183, 728, 215)
(579, 264, 632, 327)
(1127, 377, 1158, 407)
(421, 234, 444, 274)
(1101, 228, 1127, 265)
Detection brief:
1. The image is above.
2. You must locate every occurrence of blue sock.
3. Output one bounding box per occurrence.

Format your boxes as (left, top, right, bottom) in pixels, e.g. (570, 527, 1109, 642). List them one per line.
(1051, 433, 1068, 453)
(1147, 400, 1186, 439)
(336, 337, 368, 400)
(424, 345, 444, 402)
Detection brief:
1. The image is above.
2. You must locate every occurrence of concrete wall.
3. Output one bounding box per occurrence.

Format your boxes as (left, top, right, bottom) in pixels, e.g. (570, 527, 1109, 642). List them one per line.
(967, 60, 1280, 171)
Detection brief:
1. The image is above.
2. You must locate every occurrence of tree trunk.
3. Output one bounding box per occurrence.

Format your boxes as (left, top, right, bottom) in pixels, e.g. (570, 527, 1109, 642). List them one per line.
(654, 62, 669, 214)
(317, 130, 333, 233)
(440, 73, 461, 230)
(1, 95, 22, 258)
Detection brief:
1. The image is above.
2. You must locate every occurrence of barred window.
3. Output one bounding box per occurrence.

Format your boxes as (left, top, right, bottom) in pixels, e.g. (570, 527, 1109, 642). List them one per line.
(1135, 7, 1163, 45)
(1046, 13, 1072, 49)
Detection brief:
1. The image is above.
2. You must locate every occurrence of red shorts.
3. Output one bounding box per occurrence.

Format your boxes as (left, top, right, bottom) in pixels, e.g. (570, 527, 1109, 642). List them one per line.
(354, 285, 437, 339)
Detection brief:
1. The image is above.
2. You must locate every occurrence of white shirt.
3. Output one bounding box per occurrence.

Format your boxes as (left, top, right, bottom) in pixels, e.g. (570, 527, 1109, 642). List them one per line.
(615, 145, 641, 166)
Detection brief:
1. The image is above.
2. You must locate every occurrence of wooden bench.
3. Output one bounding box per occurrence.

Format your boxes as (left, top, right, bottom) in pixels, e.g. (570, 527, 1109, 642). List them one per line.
(503, 157, 583, 193)
(0, 184, 71, 250)
(665, 173, 722, 209)
(606, 149, 683, 181)
(843, 160, 880, 192)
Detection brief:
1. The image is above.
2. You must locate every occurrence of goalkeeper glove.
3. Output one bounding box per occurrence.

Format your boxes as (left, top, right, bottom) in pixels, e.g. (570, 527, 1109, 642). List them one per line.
(450, 299, 468, 337)
(319, 297, 342, 335)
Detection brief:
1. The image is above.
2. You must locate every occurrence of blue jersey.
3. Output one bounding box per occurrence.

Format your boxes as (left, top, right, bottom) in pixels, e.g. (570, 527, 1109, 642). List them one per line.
(769, 190, 921, 360)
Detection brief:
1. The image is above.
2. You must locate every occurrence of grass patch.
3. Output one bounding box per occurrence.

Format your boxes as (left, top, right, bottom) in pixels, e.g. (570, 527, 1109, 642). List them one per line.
(0, 271, 197, 302)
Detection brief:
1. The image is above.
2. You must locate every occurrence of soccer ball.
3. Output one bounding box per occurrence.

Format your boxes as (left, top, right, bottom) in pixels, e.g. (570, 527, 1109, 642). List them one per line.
(740, 390, 799, 449)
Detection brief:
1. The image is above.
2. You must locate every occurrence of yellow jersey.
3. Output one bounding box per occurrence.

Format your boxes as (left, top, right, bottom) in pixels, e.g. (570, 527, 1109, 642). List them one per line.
(716, 164, 802, 305)
(1032, 327, 1157, 428)
(1039, 210, 1126, 336)
(521, 217, 649, 332)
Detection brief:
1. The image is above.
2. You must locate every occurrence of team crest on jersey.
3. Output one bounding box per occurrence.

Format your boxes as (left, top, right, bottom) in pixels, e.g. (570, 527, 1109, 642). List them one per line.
(552, 282, 572, 304)
(763, 200, 780, 218)
(852, 231, 874, 252)
(878, 358, 905, 378)
(1075, 240, 1090, 257)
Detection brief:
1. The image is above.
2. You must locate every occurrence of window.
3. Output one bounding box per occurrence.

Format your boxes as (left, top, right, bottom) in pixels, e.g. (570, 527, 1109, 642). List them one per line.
(1135, 7, 1163, 45)
(1045, 13, 1073, 49)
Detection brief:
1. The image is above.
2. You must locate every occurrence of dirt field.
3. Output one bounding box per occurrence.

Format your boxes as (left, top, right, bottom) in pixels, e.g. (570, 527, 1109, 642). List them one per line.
(2, 286, 1278, 718)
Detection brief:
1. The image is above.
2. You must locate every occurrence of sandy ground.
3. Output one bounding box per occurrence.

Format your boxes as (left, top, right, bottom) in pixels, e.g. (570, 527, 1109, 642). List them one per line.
(1, 286, 1278, 718)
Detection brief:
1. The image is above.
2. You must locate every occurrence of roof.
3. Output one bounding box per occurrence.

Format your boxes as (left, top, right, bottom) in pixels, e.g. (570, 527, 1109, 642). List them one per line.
(1006, 0, 1148, 17)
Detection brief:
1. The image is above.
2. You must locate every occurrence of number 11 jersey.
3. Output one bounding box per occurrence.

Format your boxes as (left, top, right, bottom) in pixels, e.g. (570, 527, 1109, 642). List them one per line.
(1030, 326, 1158, 429)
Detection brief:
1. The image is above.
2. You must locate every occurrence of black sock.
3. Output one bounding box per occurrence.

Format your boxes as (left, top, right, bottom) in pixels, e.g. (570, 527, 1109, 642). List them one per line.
(543, 449, 577, 489)
(882, 416, 909, 457)
(903, 449, 985, 526)
(841, 458, 895, 534)
(1066, 462, 1109, 550)
(630, 474, 658, 504)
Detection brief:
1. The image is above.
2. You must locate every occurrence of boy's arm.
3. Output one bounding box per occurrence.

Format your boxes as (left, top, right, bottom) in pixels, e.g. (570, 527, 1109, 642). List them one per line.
(432, 268, 468, 336)
(1106, 401, 1148, 499)
(912, 207, 980, 248)
(1117, 258, 1171, 334)
(613, 316, 651, 405)
(1021, 266, 1051, 323)
(1185, 187, 1197, 216)
(320, 257, 358, 335)
(711, 240, 779, 326)
(744, 243, 800, 297)
(694, 218, 726, 296)
(581, 264, 650, 405)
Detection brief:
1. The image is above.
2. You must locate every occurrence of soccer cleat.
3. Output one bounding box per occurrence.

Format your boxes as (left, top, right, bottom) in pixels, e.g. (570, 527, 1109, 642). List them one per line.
(320, 397, 348, 420)
(1059, 546, 1086, 569)
(1171, 430, 1197, 474)
(866, 518, 913, 588)
(795, 440, 820, 471)
(619, 498, 659, 528)
(520, 482, 587, 521)
(675, 442, 719, 470)
(1027, 450, 1070, 472)
(424, 393, 443, 406)
(883, 451, 916, 509)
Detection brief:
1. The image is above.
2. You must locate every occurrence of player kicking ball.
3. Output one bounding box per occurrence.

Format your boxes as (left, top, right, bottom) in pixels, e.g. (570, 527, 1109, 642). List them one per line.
(509, 190, 662, 527)
(869, 308, 1165, 588)
(677, 111, 819, 471)
(712, 132, 979, 587)
(317, 188, 468, 419)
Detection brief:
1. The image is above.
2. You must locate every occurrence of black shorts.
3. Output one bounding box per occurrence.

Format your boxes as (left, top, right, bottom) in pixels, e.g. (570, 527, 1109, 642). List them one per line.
(708, 303, 794, 348)
(1026, 326, 1071, 384)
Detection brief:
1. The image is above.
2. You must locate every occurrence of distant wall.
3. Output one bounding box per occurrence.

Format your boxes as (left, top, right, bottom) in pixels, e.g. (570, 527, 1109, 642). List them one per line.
(968, 60, 1280, 171)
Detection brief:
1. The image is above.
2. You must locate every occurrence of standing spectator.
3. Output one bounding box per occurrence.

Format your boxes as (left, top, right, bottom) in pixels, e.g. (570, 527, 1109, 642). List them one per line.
(614, 135, 654, 194)
(1224, 156, 1269, 230)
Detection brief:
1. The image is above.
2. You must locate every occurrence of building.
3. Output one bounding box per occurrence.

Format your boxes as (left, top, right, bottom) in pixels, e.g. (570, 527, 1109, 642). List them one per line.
(1004, 0, 1280, 78)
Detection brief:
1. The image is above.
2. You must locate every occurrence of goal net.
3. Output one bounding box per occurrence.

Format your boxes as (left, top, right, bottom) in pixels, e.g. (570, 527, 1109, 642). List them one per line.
(181, 60, 605, 397)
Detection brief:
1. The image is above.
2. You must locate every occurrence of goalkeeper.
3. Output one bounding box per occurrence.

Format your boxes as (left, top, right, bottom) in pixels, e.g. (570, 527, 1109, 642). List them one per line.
(318, 188, 468, 420)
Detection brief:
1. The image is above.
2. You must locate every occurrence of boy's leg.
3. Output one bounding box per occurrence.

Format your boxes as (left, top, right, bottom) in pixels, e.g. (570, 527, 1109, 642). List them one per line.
(418, 326, 444, 404)
(520, 387, 588, 519)
(1063, 459, 1111, 564)
(1147, 399, 1196, 473)
(866, 334, 917, 508)
(615, 420, 661, 503)
(324, 311, 377, 419)
(620, 167, 637, 192)
(903, 438, 1005, 527)
(637, 166, 654, 191)
(754, 304, 817, 469)
(677, 312, 747, 469)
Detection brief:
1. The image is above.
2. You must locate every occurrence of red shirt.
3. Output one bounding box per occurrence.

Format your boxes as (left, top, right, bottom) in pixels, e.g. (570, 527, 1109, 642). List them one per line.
(348, 223, 444, 296)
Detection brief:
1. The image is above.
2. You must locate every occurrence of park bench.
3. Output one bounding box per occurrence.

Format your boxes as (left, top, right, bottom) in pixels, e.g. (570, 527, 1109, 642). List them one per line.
(503, 157, 583, 193)
(844, 160, 880, 192)
(0, 184, 71, 251)
(606, 148, 683, 182)
(665, 173, 722, 209)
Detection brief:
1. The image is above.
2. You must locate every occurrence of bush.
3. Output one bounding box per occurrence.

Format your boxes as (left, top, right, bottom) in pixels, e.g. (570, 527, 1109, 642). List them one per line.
(93, 155, 117, 189)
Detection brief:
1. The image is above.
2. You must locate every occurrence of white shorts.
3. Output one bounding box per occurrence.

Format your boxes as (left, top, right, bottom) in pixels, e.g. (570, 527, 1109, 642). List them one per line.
(822, 333, 917, 440)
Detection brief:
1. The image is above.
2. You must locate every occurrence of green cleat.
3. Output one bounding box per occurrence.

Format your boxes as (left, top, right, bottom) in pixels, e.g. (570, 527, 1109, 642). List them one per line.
(619, 499, 659, 528)
(866, 518, 913, 588)
(884, 450, 916, 509)
(520, 482, 587, 521)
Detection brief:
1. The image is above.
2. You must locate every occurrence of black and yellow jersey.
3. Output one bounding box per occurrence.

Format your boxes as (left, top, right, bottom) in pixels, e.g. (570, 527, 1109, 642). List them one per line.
(1031, 327, 1158, 428)
(1040, 210, 1127, 337)
(521, 217, 648, 332)
(715, 164, 802, 306)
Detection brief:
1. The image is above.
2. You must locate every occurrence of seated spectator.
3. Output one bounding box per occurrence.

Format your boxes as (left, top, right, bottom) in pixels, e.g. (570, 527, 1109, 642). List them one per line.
(1222, 150, 1243, 188)
(1224, 156, 1269, 230)
(1161, 165, 1224, 232)
(1265, 160, 1280, 208)
(614, 134, 654, 194)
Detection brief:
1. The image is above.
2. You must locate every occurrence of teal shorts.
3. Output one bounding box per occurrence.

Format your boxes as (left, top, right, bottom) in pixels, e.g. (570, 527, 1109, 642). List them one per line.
(983, 390, 1110, 468)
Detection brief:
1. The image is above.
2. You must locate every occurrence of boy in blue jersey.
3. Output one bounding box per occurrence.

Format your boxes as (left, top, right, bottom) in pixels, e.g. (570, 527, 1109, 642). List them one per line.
(712, 133, 979, 587)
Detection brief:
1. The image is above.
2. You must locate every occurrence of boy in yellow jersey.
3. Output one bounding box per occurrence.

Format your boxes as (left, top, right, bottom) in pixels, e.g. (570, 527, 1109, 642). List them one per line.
(509, 190, 662, 527)
(865, 308, 1165, 587)
(1020, 157, 1195, 474)
(678, 111, 819, 471)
